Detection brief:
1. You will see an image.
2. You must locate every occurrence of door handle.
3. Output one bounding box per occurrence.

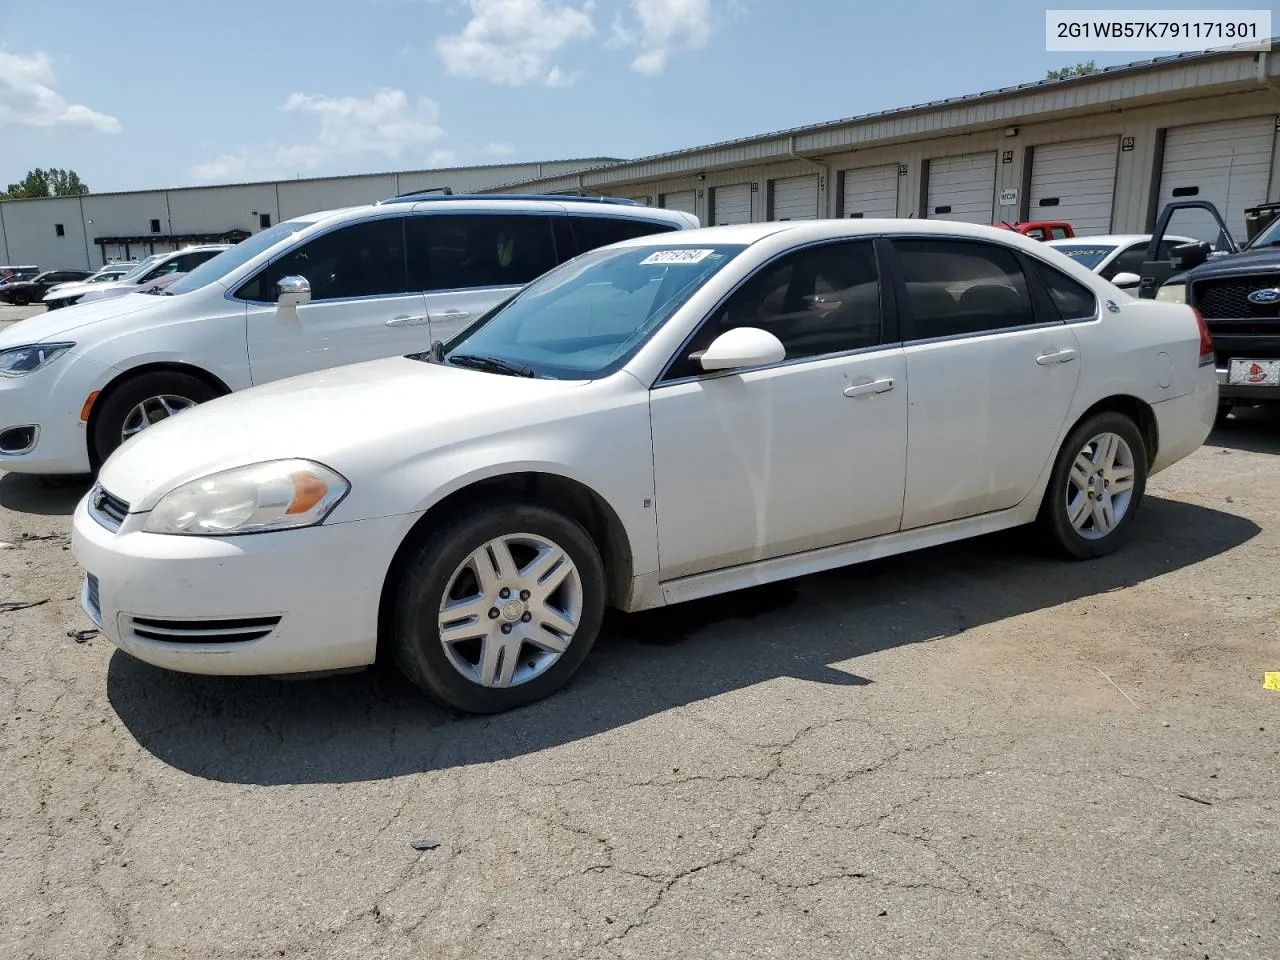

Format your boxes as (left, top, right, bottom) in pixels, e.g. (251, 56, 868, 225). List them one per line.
(385, 315, 431, 327)
(1036, 349, 1078, 365)
(843, 377, 895, 398)
(433, 309, 472, 321)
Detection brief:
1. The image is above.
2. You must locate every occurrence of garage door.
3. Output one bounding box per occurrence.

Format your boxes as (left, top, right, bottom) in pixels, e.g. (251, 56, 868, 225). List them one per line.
(1029, 137, 1118, 236)
(770, 174, 819, 221)
(926, 153, 996, 223)
(660, 190, 696, 215)
(1159, 117, 1276, 244)
(841, 164, 899, 218)
(710, 183, 751, 225)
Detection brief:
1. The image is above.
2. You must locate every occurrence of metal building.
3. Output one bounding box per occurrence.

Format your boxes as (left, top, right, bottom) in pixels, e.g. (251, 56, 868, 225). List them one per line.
(485, 42, 1280, 245)
(0, 159, 619, 269)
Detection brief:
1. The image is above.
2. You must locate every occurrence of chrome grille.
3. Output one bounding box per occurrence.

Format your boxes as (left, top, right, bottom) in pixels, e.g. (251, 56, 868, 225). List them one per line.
(1192, 276, 1280, 320)
(125, 615, 281, 644)
(89, 483, 130, 531)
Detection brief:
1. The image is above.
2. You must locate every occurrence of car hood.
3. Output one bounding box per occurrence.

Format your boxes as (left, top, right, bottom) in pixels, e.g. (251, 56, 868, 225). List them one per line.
(0, 293, 164, 347)
(43, 279, 106, 300)
(1174, 247, 1280, 284)
(98, 357, 592, 510)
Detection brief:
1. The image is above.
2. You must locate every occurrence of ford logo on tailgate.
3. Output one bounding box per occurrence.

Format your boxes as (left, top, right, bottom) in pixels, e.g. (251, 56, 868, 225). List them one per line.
(1247, 287, 1280, 305)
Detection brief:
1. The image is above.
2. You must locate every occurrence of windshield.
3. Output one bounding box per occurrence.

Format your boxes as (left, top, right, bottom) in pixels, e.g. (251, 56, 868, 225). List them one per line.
(119, 255, 164, 281)
(165, 220, 317, 295)
(1047, 243, 1117, 270)
(441, 244, 745, 379)
(1248, 215, 1280, 249)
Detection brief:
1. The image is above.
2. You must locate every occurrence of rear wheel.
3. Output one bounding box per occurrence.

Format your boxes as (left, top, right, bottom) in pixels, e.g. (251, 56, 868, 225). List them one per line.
(91, 371, 217, 465)
(1038, 411, 1148, 559)
(391, 502, 606, 714)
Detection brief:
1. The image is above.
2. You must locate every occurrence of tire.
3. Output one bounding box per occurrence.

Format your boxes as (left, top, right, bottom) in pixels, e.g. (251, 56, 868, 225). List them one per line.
(91, 371, 218, 465)
(390, 502, 607, 714)
(1038, 411, 1148, 560)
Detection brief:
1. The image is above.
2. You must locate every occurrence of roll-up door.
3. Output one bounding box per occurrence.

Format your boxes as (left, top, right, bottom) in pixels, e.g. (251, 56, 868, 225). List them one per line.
(840, 164, 899, 219)
(926, 153, 996, 224)
(710, 183, 751, 225)
(660, 190, 696, 215)
(770, 174, 819, 221)
(1029, 137, 1118, 235)
(1159, 117, 1276, 244)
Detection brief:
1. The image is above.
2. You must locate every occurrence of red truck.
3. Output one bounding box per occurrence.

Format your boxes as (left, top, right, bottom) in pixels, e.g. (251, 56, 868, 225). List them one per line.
(995, 220, 1075, 241)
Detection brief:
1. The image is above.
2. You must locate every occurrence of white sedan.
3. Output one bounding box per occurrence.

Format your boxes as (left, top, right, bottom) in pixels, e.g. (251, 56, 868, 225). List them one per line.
(72, 220, 1217, 713)
(1046, 234, 1198, 290)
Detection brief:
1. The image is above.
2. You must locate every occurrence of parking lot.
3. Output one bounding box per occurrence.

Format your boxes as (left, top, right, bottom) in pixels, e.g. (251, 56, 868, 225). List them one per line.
(0, 300, 1276, 958)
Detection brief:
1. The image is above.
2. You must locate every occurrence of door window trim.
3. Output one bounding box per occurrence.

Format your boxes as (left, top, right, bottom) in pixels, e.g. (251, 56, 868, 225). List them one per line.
(879, 234, 1066, 347)
(654, 236, 898, 387)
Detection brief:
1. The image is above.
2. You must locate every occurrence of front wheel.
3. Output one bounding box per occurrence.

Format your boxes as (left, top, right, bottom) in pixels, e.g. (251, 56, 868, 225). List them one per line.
(1038, 412, 1148, 560)
(91, 371, 218, 466)
(391, 502, 607, 713)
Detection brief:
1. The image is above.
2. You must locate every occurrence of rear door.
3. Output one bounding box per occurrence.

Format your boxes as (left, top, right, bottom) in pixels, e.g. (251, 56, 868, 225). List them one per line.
(888, 237, 1082, 528)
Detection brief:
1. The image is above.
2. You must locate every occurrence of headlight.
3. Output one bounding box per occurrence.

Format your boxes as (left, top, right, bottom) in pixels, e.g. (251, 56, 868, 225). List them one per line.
(144, 459, 349, 536)
(0, 342, 74, 378)
(1155, 283, 1187, 304)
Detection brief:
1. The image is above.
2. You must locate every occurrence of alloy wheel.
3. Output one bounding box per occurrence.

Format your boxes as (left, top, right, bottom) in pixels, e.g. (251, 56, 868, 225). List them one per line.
(1065, 431, 1136, 540)
(120, 394, 197, 441)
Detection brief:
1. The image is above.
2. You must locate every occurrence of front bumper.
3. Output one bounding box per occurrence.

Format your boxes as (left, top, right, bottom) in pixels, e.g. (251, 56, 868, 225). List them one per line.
(0, 354, 111, 475)
(1216, 367, 1280, 403)
(71, 495, 416, 676)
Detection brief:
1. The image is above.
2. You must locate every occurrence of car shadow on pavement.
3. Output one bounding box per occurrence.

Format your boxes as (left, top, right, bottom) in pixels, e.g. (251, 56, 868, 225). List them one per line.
(0, 472, 93, 516)
(107, 495, 1259, 786)
(1210, 406, 1280, 455)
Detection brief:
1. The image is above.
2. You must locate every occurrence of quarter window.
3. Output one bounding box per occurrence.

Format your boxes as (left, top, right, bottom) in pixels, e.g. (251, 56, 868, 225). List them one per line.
(568, 216, 677, 254)
(893, 238, 1035, 339)
(235, 217, 409, 302)
(406, 214, 556, 292)
(665, 240, 882, 381)
(1032, 260, 1097, 321)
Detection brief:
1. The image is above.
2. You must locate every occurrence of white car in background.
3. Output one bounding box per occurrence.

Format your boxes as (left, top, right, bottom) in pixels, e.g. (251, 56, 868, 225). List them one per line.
(0, 195, 696, 472)
(72, 219, 1217, 714)
(42, 262, 139, 309)
(1047, 234, 1198, 290)
(43, 246, 229, 310)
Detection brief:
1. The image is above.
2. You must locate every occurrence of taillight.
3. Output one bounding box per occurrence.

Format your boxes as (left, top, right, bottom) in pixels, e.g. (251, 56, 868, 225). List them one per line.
(1192, 307, 1213, 366)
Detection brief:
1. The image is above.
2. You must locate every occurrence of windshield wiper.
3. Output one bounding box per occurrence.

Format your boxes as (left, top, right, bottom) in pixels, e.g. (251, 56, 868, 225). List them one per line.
(447, 354, 535, 378)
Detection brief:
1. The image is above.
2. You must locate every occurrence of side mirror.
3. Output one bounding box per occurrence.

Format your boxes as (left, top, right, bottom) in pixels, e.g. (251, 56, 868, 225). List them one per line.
(277, 275, 311, 307)
(1172, 242, 1210, 271)
(698, 327, 786, 372)
(1111, 272, 1141, 289)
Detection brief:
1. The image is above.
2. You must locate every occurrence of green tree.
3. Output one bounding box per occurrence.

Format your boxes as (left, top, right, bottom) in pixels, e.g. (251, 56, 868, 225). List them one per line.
(2, 168, 90, 199)
(1046, 61, 1099, 80)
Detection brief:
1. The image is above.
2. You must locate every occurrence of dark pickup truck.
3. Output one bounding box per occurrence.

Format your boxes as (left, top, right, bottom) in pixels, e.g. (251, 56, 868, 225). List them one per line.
(1140, 200, 1280, 418)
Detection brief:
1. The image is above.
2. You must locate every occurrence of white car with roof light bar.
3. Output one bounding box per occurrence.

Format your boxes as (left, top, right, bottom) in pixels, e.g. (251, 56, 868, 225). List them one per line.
(0, 194, 695, 473)
(72, 219, 1217, 714)
(1047, 234, 1198, 291)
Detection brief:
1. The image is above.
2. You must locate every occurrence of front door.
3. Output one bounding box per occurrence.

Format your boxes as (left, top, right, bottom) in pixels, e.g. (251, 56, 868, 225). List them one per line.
(889, 237, 1081, 529)
(649, 239, 908, 580)
(243, 216, 431, 385)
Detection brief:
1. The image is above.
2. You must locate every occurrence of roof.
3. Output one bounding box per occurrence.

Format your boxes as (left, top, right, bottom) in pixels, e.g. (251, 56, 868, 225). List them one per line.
(1046, 234, 1200, 245)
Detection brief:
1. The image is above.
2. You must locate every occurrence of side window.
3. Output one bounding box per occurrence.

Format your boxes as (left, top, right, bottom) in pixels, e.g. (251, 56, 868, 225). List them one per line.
(665, 240, 882, 381)
(1100, 242, 1148, 280)
(1051, 227, 1071, 240)
(569, 216, 677, 255)
(236, 218, 408, 303)
(174, 251, 218, 272)
(893, 238, 1035, 339)
(406, 214, 555, 292)
(1025, 227, 1048, 241)
(1032, 260, 1097, 321)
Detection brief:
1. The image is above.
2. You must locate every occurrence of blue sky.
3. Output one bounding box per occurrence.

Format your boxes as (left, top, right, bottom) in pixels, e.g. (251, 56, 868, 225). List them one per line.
(1, 0, 1274, 192)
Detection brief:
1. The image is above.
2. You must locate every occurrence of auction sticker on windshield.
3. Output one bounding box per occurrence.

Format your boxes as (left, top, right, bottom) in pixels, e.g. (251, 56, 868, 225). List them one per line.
(641, 249, 715, 265)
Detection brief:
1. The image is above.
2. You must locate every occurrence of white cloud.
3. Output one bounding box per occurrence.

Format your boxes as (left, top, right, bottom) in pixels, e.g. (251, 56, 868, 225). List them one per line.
(615, 0, 711, 75)
(427, 148, 459, 166)
(0, 51, 120, 132)
(481, 141, 516, 157)
(436, 0, 595, 86)
(193, 88, 446, 182)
